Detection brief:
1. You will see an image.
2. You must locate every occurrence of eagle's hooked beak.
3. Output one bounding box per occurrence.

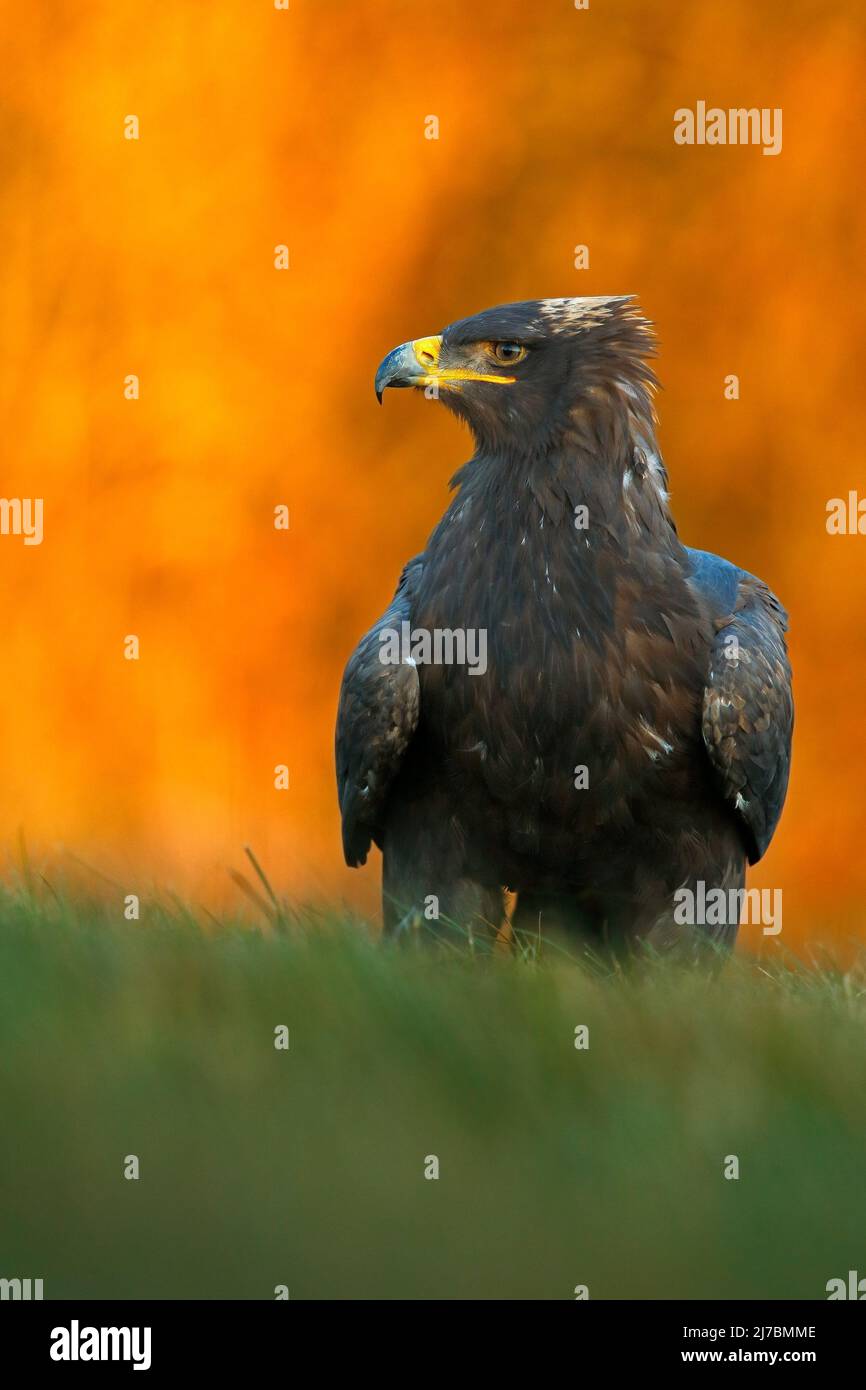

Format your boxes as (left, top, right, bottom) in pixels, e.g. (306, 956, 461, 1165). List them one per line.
(375, 337, 442, 402)
(374, 334, 517, 402)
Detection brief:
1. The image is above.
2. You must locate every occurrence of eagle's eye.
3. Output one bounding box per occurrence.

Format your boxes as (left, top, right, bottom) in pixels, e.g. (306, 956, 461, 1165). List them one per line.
(487, 342, 527, 365)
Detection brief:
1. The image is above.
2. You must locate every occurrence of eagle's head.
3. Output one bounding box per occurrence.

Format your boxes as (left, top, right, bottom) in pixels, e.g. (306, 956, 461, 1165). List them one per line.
(374, 296, 657, 456)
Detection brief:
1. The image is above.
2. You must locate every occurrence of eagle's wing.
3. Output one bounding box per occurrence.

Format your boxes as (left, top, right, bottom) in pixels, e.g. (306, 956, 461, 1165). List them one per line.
(687, 548, 793, 865)
(335, 556, 423, 867)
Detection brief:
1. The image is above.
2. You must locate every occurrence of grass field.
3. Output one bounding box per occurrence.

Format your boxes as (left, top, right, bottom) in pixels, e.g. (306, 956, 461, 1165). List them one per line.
(1, 876, 865, 1301)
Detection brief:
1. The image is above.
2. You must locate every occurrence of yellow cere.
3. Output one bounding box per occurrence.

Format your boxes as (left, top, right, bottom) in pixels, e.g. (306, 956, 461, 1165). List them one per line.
(411, 335, 516, 387)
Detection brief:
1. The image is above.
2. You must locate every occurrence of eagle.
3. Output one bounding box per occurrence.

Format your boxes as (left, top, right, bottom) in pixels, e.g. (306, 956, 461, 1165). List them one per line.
(335, 297, 793, 956)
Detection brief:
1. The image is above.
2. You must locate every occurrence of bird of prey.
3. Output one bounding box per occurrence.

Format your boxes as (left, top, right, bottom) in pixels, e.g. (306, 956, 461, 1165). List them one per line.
(335, 297, 793, 955)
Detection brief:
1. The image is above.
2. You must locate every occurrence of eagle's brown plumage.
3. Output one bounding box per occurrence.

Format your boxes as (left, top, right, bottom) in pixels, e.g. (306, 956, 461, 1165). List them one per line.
(335, 297, 793, 955)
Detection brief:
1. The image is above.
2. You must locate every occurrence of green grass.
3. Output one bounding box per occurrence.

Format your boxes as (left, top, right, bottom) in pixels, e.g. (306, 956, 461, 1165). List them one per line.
(1, 879, 865, 1300)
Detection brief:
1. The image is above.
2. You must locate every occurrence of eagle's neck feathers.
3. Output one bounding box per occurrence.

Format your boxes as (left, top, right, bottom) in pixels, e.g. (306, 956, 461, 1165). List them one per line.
(446, 374, 678, 551)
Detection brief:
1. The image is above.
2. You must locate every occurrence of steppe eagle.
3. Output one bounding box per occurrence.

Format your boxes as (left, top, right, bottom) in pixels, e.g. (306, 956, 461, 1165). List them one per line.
(335, 297, 793, 955)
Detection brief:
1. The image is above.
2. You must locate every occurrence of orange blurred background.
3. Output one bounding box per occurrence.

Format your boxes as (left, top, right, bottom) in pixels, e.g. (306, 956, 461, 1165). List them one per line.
(0, 0, 864, 952)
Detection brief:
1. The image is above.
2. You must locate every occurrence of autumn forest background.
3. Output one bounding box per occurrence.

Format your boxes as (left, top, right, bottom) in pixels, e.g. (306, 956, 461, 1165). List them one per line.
(1, 0, 865, 956)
